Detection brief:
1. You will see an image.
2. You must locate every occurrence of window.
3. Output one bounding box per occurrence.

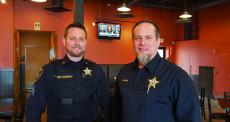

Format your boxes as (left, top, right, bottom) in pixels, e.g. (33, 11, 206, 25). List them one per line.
(158, 47, 166, 58)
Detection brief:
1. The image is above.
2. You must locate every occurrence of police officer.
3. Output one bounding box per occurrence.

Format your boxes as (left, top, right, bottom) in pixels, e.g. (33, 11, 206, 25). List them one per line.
(114, 20, 201, 122)
(26, 22, 110, 122)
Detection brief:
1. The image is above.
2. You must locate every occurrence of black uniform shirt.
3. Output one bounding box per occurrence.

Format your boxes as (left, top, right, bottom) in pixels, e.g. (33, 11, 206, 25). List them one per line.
(26, 56, 110, 122)
(115, 53, 201, 122)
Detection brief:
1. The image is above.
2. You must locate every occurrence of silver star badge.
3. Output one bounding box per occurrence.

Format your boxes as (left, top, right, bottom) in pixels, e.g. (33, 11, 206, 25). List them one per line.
(82, 67, 92, 76)
(147, 76, 159, 94)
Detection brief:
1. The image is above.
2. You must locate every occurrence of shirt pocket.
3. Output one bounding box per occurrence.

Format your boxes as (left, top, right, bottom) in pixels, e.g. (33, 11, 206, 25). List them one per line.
(55, 78, 74, 97)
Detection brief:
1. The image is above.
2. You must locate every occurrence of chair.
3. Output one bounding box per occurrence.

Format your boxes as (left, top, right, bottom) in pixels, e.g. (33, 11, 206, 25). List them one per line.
(207, 93, 230, 122)
(223, 91, 230, 113)
(224, 92, 230, 99)
(200, 87, 206, 118)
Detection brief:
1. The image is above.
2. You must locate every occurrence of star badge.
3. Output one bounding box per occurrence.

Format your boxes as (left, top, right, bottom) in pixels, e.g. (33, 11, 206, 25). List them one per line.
(147, 76, 159, 94)
(82, 67, 92, 77)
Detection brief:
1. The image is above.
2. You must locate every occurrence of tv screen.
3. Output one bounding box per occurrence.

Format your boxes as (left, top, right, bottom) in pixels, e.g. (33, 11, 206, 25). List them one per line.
(97, 22, 121, 39)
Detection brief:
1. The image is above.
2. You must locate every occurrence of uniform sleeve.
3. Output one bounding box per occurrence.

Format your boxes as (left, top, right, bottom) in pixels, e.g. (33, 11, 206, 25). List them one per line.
(171, 70, 201, 122)
(26, 65, 52, 122)
(96, 67, 110, 122)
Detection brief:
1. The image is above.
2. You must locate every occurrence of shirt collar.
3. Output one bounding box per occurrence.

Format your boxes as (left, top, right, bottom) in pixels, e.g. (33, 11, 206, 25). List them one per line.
(62, 55, 84, 66)
(145, 53, 162, 75)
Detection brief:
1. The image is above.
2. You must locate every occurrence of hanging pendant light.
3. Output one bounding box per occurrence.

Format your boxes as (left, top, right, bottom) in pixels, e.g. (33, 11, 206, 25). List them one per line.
(179, 0, 192, 19)
(31, 0, 47, 2)
(117, 0, 131, 12)
(180, 11, 192, 19)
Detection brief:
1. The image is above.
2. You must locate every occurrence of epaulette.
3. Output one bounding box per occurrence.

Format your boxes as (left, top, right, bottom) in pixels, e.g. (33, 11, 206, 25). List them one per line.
(84, 59, 96, 65)
(83, 59, 98, 69)
(46, 59, 64, 67)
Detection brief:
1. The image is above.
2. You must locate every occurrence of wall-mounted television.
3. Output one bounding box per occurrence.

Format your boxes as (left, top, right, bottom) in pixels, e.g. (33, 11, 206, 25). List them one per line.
(97, 22, 121, 39)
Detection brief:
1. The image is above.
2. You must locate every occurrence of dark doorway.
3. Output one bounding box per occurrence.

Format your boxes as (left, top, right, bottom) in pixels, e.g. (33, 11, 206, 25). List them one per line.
(199, 66, 214, 97)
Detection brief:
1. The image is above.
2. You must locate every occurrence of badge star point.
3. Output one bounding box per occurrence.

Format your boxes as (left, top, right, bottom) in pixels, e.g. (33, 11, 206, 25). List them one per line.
(83, 67, 92, 76)
(147, 76, 159, 93)
(148, 77, 159, 88)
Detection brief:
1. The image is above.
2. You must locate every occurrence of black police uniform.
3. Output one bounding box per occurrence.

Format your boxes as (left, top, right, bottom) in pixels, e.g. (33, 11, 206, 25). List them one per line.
(26, 56, 110, 122)
(114, 53, 201, 122)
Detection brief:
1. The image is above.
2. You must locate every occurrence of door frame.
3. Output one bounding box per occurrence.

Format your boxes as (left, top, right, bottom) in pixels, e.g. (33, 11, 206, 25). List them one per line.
(13, 30, 56, 97)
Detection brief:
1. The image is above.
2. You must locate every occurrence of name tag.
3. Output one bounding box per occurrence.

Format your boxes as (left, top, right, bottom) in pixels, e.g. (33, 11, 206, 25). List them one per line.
(55, 75, 73, 79)
(121, 79, 128, 83)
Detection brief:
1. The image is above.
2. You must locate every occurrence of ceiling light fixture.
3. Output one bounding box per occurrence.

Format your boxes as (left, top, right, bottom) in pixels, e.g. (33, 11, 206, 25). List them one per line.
(31, 0, 47, 2)
(0, 0, 6, 4)
(179, 11, 192, 19)
(117, 1, 130, 12)
(179, 0, 192, 19)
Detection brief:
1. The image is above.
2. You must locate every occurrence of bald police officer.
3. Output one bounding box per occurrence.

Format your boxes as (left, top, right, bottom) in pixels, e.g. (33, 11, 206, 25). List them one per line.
(26, 22, 110, 122)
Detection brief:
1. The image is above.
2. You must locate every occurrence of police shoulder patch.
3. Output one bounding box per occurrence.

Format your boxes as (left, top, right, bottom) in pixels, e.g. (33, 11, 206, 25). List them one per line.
(34, 68, 44, 82)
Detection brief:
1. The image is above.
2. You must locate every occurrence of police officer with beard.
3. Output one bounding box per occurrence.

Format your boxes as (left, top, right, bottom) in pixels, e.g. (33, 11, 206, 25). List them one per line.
(114, 20, 201, 122)
(26, 22, 110, 122)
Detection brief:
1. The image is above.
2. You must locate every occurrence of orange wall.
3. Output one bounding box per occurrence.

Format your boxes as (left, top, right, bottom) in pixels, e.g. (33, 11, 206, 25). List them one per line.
(0, 0, 178, 68)
(14, 0, 66, 59)
(199, 2, 230, 66)
(198, 2, 230, 94)
(0, 1, 14, 68)
(83, 0, 178, 64)
(174, 2, 230, 95)
(174, 40, 199, 75)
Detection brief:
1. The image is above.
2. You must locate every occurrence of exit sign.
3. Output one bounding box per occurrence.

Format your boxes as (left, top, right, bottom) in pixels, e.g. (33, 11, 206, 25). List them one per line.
(34, 22, 41, 30)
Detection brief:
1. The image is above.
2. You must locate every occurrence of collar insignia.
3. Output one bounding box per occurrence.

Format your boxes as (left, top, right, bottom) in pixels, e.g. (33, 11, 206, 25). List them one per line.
(62, 61, 66, 64)
(82, 67, 92, 77)
(147, 76, 159, 94)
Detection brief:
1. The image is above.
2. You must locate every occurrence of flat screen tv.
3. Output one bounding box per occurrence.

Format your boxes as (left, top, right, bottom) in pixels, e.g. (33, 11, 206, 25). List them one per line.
(97, 22, 121, 39)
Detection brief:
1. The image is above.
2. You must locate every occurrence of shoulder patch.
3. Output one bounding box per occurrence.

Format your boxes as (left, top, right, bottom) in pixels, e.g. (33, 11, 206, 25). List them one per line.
(34, 68, 44, 82)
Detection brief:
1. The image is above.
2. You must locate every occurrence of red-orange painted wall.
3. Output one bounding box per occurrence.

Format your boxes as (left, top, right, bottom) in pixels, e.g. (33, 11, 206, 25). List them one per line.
(14, 0, 66, 60)
(198, 2, 230, 95)
(0, 1, 14, 68)
(0, 0, 178, 68)
(174, 2, 230, 95)
(174, 40, 199, 75)
(199, 2, 230, 66)
(83, 0, 178, 64)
